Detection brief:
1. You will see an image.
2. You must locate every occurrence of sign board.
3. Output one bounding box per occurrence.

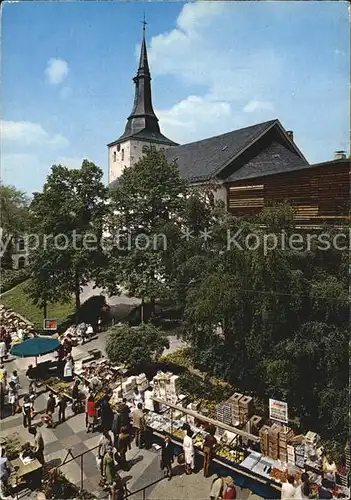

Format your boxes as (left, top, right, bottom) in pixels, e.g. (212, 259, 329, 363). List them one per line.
(43, 319, 58, 331)
(269, 398, 288, 424)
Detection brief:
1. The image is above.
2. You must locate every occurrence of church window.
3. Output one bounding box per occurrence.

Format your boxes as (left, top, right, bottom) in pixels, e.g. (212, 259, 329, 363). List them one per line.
(113, 152, 116, 162)
(121, 149, 124, 160)
(142, 145, 148, 153)
(117, 144, 121, 152)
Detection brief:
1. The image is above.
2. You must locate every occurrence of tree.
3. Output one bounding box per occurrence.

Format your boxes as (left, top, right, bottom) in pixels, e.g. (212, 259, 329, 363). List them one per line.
(28, 160, 109, 315)
(180, 203, 348, 443)
(0, 184, 29, 268)
(105, 323, 169, 368)
(99, 147, 188, 319)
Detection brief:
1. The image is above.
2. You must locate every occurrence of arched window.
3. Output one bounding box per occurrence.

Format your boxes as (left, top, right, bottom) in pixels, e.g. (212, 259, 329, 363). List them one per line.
(142, 145, 149, 153)
(113, 152, 116, 162)
(117, 144, 121, 152)
(121, 149, 124, 161)
(18, 257, 26, 269)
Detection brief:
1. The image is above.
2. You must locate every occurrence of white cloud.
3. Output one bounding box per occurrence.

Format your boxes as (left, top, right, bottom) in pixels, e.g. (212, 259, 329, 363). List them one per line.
(148, 3, 282, 142)
(243, 100, 274, 113)
(54, 156, 84, 169)
(1, 120, 69, 148)
(146, 2, 348, 162)
(45, 58, 69, 85)
(156, 96, 232, 144)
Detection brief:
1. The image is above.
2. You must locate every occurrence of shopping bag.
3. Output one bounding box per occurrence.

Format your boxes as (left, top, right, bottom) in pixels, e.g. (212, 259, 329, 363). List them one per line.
(177, 452, 185, 465)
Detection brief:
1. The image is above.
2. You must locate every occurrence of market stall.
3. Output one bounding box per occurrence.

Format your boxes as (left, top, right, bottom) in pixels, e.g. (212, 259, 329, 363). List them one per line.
(145, 396, 349, 500)
(1, 433, 42, 491)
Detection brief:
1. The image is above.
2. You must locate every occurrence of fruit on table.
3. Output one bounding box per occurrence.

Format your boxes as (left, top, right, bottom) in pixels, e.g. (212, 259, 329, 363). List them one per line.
(171, 429, 185, 440)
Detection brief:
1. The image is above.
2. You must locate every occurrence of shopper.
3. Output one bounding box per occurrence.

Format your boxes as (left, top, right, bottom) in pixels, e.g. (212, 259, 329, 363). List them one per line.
(294, 472, 311, 499)
(86, 395, 97, 433)
(10, 370, 20, 388)
(0, 365, 7, 387)
(22, 394, 32, 428)
(103, 447, 117, 488)
(132, 403, 145, 449)
(100, 398, 114, 432)
(161, 435, 174, 480)
(0, 382, 5, 419)
(0, 448, 11, 496)
(223, 476, 236, 499)
(111, 410, 121, 448)
(46, 393, 56, 427)
(119, 398, 130, 427)
(109, 476, 124, 500)
(281, 474, 296, 499)
(318, 479, 333, 499)
(63, 354, 74, 381)
(8, 381, 18, 416)
(0, 339, 7, 363)
(117, 426, 130, 463)
(26, 364, 36, 396)
(183, 429, 195, 475)
(71, 379, 81, 413)
(57, 395, 67, 423)
(210, 473, 225, 500)
(203, 425, 217, 477)
(98, 430, 112, 477)
(29, 427, 45, 465)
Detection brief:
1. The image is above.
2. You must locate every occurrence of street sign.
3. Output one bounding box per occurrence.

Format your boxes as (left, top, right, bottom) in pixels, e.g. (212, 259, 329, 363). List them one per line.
(43, 319, 58, 331)
(269, 398, 288, 424)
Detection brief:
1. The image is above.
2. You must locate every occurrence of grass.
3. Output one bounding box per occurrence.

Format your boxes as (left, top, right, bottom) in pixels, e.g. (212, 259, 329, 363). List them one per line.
(0, 279, 75, 330)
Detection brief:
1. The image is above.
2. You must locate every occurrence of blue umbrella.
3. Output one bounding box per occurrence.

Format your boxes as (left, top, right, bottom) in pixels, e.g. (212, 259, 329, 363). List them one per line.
(11, 337, 61, 358)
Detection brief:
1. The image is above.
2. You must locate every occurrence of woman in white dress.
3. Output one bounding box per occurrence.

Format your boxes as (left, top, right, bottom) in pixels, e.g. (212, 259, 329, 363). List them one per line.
(183, 429, 195, 474)
(0, 340, 7, 363)
(144, 387, 154, 412)
(63, 354, 74, 381)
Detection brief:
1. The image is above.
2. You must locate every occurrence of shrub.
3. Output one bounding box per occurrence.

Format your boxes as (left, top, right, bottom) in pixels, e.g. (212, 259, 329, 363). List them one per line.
(1, 269, 30, 293)
(106, 323, 169, 368)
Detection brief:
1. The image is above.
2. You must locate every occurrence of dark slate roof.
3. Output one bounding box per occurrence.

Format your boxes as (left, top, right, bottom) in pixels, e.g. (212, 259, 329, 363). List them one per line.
(164, 119, 278, 181)
(225, 141, 308, 182)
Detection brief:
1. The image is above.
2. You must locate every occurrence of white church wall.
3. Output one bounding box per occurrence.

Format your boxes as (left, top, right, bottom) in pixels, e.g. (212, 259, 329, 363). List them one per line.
(109, 140, 131, 183)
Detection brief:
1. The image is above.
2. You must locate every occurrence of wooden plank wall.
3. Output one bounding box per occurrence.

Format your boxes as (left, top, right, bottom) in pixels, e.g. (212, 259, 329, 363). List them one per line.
(227, 163, 350, 223)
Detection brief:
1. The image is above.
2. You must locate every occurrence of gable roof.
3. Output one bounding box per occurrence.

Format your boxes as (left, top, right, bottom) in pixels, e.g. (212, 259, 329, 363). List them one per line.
(164, 119, 279, 181)
(226, 141, 308, 182)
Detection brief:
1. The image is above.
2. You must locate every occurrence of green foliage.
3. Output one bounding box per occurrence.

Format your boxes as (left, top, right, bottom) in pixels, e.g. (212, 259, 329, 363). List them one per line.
(106, 323, 170, 368)
(160, 348, 195, 369)
(0, 268, 30, 293)
(28, 160, 109, 313)
(0, 184, 30, 269)
(99, 147, 188, 305)
(181, 204, 348, 442)
(0, 279, 74, 329)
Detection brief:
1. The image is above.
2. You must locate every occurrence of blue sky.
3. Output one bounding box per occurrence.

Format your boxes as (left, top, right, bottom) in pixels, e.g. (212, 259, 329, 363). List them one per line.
(1, 1, 349, 194)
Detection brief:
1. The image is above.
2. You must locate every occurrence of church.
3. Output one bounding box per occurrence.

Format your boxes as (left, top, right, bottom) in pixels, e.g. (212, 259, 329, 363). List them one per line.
(108, 27, 349, 226)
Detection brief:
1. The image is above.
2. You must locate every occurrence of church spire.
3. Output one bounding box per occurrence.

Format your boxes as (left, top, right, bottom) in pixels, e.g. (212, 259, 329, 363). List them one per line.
(122, 18, 161, 137)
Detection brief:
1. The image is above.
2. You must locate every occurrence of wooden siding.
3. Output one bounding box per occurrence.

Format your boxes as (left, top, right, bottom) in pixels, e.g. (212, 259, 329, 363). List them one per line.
(226, 162, 350, 224)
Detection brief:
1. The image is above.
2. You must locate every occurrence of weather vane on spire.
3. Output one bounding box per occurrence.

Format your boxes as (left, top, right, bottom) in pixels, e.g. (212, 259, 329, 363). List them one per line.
(141, 12, 147, 34)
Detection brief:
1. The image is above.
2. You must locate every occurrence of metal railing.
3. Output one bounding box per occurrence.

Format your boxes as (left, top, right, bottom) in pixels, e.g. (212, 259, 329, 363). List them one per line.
(57, 444, 166, 499)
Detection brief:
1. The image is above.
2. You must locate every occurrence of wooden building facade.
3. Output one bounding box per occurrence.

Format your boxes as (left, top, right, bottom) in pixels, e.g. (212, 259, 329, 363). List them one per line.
(226, 159, 350, 225)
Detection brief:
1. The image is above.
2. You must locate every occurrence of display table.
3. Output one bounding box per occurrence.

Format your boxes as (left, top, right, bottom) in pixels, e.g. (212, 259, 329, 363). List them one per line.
(8, 456, 42, 488)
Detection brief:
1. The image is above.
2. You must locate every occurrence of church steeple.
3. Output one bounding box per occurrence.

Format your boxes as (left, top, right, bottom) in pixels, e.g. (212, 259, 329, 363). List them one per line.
(122, 19, 162, 137)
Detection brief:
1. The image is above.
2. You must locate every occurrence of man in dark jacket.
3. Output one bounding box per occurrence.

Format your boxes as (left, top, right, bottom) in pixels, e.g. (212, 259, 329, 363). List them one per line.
(111, 411, 121, 448)
(161, 436, 174, 480)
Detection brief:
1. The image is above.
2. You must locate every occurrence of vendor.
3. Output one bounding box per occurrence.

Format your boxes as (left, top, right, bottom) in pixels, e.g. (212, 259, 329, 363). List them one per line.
(144, 386, 154, 412)
(133, 388, 143, 407)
